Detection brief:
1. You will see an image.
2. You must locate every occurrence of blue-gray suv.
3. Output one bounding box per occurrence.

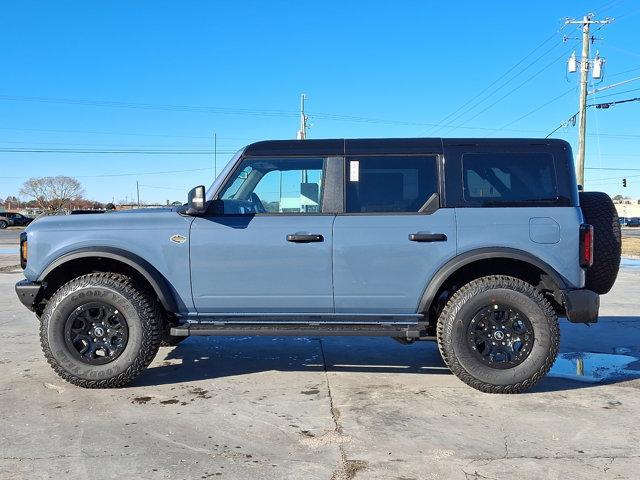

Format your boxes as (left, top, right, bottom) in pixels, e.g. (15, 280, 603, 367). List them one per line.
(15, 138, 621, 393)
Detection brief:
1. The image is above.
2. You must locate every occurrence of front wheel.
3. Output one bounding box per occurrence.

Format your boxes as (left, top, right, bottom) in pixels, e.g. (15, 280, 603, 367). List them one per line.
(436, 275, 559, 394)
(40, 273, 161, 388)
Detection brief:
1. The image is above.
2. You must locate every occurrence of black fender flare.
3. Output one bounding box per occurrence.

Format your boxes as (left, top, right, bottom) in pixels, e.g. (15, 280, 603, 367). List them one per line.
(416, 247, 569, 313)
(38, 247, 178, 313)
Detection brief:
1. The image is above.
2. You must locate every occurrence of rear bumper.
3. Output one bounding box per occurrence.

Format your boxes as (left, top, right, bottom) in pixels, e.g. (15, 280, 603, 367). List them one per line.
(15, 280, 42, 311)
(562, 289, 599, 324)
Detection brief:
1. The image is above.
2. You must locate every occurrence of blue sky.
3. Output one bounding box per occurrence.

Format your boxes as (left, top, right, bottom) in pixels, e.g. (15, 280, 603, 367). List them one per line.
(1, 0, 639, 203)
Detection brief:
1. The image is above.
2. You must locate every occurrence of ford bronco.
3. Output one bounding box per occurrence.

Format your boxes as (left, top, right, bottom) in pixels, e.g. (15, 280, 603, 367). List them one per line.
(15, 138, 621, 393)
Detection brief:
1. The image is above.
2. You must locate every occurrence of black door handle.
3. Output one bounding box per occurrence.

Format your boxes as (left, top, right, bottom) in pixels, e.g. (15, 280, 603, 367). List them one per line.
(287, 234, 324, 243)
(409, 233, 447, 242)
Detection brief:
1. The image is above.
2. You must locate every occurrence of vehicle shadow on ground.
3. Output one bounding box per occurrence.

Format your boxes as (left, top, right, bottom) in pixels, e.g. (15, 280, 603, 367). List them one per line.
(135, 316, 640, 392)
(136, 336, 450, 388)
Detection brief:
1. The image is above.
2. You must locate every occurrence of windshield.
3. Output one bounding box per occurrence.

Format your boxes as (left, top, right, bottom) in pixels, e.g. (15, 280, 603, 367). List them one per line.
(205, 148, 245, 201)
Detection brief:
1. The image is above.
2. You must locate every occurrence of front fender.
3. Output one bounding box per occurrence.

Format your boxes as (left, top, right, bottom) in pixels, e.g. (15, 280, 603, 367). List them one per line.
(38, 247, 178, 313)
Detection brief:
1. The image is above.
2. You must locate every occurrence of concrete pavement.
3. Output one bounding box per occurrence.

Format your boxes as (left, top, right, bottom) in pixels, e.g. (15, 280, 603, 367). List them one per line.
(0, 227, 21, 245)
(0, 266, 639, 479)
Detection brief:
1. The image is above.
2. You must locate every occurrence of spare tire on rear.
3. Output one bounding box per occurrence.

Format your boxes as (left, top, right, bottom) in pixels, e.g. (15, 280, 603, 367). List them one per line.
(579, 191, 621, 294)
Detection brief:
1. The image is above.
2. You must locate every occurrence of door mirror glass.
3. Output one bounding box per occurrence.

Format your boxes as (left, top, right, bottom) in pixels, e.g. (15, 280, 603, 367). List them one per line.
(186, 185, 207, 215)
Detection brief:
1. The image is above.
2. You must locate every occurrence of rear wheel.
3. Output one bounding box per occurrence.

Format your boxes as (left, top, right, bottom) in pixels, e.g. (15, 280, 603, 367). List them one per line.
(0, 220, 7, 229)
(437, 275, 559, 394)
(40, 273, 161, 388)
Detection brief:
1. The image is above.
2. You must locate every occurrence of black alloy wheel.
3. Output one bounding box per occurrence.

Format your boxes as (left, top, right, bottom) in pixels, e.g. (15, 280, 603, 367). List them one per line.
(466, 304, 534, 369)
(64, 302, 129, 364)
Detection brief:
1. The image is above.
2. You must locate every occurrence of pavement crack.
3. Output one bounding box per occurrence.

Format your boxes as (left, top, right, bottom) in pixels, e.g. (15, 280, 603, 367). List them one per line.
(498, 424, 509, 459)
(317, 339, 367, 480)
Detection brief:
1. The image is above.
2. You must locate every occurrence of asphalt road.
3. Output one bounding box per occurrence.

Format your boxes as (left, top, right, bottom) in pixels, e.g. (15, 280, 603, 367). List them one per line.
(0, 227, 21, 245)
(1, 263, 639, 479)
(622, 227, 640, 238)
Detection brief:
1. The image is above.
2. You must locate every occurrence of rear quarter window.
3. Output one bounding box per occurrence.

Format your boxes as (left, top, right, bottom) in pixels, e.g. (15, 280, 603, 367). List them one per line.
(462, 153, 562, 206)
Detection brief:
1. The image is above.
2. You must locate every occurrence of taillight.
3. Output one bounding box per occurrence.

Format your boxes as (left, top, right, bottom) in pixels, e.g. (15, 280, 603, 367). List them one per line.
(19, 232, 27, 269)
(579, 224, 593, 268)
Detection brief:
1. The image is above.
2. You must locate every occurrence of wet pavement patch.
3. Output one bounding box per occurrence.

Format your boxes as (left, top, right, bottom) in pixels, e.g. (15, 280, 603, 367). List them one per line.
(550, 352, 640, 383)
(188, 387, 211, 399)
(301, 389, 320, 395)
(131, 396, 152, 404)
(621, 257, 640, 268)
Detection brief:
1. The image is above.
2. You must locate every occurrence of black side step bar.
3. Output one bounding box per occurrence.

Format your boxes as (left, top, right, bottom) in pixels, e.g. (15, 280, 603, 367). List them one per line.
(171, 323, 426, 338)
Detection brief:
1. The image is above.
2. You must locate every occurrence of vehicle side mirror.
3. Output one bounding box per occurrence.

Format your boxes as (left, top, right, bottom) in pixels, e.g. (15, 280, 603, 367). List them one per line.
(186, 185, 207, 215)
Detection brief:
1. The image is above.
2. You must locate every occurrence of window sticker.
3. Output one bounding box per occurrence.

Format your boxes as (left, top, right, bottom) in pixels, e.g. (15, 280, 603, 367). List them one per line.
(349, 160, 360, 182)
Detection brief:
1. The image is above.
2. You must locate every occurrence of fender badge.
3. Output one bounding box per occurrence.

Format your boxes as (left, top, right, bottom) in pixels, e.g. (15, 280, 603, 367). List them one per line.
(170, 234, 187, 244)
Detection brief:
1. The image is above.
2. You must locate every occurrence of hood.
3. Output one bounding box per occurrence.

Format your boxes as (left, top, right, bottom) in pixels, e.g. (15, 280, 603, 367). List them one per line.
(26, 207, 182, 232)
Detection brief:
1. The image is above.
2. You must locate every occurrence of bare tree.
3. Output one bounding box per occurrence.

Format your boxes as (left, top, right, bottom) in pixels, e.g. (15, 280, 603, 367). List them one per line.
(19, 176, 84, 211)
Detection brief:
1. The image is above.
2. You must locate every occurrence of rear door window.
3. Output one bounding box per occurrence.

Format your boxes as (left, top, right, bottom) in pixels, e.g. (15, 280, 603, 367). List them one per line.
(462, 153, 558, 206)
(345, 155, 438, 213)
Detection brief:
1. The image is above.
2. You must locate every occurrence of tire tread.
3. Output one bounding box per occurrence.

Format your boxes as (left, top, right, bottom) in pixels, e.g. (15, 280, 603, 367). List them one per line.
(436, 275, 559, 394)
(39, 272, 161, 388)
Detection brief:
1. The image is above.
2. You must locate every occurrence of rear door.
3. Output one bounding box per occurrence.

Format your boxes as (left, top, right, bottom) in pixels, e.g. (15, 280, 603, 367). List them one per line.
(332, 153, 457, 315)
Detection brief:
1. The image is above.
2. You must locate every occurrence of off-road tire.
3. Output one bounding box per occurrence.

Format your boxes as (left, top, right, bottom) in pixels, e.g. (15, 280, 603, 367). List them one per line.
(40, 273, 161, 388)
(0, 220, 7, 229)
(579, 191, 621, 294)
(437, 275, 559, 394)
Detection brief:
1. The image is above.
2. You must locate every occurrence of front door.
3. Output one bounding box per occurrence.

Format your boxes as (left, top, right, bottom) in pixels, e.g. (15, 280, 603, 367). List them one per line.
(332, 154, 457, 315)
(190, 155, 334, 314)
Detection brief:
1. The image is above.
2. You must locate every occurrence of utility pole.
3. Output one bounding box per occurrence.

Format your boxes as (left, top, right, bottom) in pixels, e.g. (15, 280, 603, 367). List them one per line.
(565, 13, 613, 186)
(213, 132, 218, 178)
(296, 93, 308, 140)
(136, 181, 140, 207)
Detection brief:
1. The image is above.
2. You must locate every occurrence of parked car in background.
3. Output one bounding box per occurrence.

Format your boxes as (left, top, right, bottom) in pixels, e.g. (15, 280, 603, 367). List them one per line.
(619, 217, 628, 226)
(0, 213, 10, 229)
(627, 217, 640, 227)
(0, 212, 34, 227)
(70, 209, 106, 215)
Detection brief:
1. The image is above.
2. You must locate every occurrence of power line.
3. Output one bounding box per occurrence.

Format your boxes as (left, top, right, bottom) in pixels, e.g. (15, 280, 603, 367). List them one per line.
(607, 65, 640, 78)
(435, 41, 568, 135)
(423, 30, 562, 135)
(454, 43, 580, 132)
(0, 148, 237, 155)
(593, 0, 624, 14)
(1, 167, 215, 180)
(0, 126, 235, 140)
(590, 96, 640, 108)
(0, 95, 300, 118)
(589, 172, 640, 184)
(0, 139, 240, 149)
(586, 167, 640, 171)
(499, 87, 575, 129)
(138, 184, 186, 191)
(590, 87, 640, 100)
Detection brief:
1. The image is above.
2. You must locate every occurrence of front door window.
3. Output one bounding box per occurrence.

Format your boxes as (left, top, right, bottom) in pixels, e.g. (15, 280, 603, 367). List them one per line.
(219, 157, 324, 214)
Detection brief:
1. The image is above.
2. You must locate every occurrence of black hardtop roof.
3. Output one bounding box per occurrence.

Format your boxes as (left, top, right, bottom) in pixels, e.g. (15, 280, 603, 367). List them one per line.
(242, 138, 570, 156)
